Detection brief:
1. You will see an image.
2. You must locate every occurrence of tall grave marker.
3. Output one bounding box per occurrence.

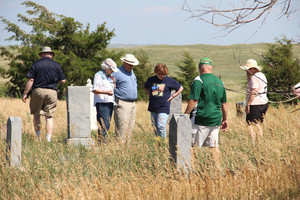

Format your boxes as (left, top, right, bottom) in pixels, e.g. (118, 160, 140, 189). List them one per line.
(66, 86, 95, 148)
(169, 114, 192, 173)
(86, 79, 98, 131)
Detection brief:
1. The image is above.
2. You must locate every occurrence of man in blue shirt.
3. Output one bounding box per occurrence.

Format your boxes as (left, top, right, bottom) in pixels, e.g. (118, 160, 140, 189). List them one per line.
(22, 47, 66, 142)
(113, 54, 139, 143)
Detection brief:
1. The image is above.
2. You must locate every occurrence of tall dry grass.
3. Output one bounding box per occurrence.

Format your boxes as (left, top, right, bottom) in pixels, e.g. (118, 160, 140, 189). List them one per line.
(0, 93, 299, 199)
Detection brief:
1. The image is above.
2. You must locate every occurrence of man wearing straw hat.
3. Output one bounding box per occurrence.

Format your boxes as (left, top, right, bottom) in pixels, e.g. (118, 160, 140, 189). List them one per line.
(240, 59, 268, 144)
(113, 54, 139, 143)
(22, 47, 66, 142)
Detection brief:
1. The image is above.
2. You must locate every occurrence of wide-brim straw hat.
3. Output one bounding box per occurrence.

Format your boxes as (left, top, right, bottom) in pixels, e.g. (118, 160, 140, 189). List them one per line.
(240, 59, 262, 71)
(101, 58, 118, 72)
(121, 54, 139, 66)
(39, 47, 55, 56)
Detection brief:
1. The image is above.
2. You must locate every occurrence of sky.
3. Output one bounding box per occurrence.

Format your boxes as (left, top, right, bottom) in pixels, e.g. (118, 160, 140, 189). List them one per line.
(0, 0, 299, 46)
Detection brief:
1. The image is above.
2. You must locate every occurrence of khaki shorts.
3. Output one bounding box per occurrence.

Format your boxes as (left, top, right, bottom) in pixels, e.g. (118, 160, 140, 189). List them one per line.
(30, 88, 57, 117)
(192, 124, 220, 148)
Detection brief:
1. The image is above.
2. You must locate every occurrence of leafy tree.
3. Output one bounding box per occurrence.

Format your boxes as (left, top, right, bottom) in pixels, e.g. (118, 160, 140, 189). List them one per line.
(175, 51, 198, 101)
(261, 37, 300, 103)
(0, 1, 121, 98)
(133, 49, 155, 101)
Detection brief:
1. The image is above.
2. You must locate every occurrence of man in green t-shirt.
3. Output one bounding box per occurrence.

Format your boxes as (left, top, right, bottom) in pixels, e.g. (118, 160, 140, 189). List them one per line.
(184, 57, 228, 167)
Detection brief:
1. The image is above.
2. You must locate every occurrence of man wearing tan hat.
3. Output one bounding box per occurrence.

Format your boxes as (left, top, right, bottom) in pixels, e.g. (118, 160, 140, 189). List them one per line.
(22, 47, 66, 142)
(113, 54, 139, 143)
(240, 59, 268, 144)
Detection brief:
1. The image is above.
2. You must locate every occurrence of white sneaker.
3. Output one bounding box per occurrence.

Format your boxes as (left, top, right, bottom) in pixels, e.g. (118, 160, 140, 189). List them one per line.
(46, 134, 52, 142)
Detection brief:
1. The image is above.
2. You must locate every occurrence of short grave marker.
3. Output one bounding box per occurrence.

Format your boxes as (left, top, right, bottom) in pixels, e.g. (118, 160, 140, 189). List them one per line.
(236, 101, 246, 117)
(6, 116, 22, 168)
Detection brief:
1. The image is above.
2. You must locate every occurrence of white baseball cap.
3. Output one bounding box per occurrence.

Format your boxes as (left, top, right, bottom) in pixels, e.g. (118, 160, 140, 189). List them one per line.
(101, 58, 118, 72)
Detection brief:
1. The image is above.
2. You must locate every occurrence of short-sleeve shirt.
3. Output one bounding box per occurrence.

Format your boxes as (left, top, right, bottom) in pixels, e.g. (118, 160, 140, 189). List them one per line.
(112, 65, 137, 101)
(189, 73, 227, 126)
(144, 76, 181, 114)
(92, 70, 115, 105)
(27, 57, 65, 90)
(246, 72, 268, 105)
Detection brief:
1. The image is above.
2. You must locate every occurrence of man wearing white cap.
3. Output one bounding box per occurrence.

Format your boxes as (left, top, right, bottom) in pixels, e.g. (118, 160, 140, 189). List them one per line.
(240, 59, 268, 144)
(92, 58, 118, 143)
(22, 47, 66, 142)
(113, 54, 139, 142)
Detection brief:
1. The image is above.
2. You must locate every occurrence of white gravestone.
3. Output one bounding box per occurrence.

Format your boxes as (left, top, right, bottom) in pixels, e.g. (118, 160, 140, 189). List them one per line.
(86, 79, 98, 131)
(66, 86, 95, 148)
(6, 116, 22, 168)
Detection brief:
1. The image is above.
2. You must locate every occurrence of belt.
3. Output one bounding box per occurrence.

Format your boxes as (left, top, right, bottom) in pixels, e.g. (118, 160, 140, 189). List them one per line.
(35, 87, 56, 91)
(116, 97, 136, 102)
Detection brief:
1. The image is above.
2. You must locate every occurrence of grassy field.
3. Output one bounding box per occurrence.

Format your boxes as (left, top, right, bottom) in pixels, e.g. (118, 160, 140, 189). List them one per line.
(0, 94, 299, 199)
(0, 44, 299, 199)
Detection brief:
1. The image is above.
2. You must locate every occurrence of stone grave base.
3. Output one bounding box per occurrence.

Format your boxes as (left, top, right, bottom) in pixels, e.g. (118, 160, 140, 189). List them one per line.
(65, 138, 95, 148)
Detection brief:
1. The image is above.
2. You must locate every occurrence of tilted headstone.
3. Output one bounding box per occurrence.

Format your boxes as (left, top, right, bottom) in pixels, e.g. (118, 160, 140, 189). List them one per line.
(169, 114, 192, 173)
(86, 79, 98, 131)
(66, 86, 95, 148)
(6, 117, 22, 168)
(236, 101, 246, 117)
(169, 91, 182, 121)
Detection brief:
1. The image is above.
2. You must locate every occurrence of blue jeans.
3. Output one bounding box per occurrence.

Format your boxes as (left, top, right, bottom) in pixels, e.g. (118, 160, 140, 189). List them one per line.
(96, 103, 113, 138)
(151, 112, 169, 139)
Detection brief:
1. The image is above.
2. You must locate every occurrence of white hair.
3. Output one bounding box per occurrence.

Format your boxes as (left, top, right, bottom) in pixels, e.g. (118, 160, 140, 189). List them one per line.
(101, 61, 111, 70)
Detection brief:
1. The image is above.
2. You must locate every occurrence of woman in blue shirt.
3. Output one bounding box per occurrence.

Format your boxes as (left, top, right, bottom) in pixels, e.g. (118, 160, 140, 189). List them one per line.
(144, 63, 183, 140)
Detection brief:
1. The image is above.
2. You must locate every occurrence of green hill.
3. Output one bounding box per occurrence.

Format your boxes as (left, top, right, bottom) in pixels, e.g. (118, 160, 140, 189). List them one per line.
(108, 43, 300, 89)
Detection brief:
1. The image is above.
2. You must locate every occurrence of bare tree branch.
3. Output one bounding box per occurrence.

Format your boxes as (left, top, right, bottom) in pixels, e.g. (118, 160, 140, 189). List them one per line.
(183, 0, 294, 34)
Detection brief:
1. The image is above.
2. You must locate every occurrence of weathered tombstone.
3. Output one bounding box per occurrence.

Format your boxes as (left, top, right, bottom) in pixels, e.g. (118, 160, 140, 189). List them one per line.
(169, 91, 182, 121)
(169, 114, 192, 173)
(66, 86, 95, 148)
(6, 117, 22, 168)
(86, 79, 98, 131)
(236, 101, 246, 117)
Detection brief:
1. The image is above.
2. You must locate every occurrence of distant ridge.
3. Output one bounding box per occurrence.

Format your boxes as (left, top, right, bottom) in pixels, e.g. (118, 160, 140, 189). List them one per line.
(108, 43, 152, 48)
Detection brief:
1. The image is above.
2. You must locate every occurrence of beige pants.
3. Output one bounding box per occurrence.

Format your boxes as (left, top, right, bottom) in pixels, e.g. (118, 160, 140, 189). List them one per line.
(114, 98, 136, 142)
